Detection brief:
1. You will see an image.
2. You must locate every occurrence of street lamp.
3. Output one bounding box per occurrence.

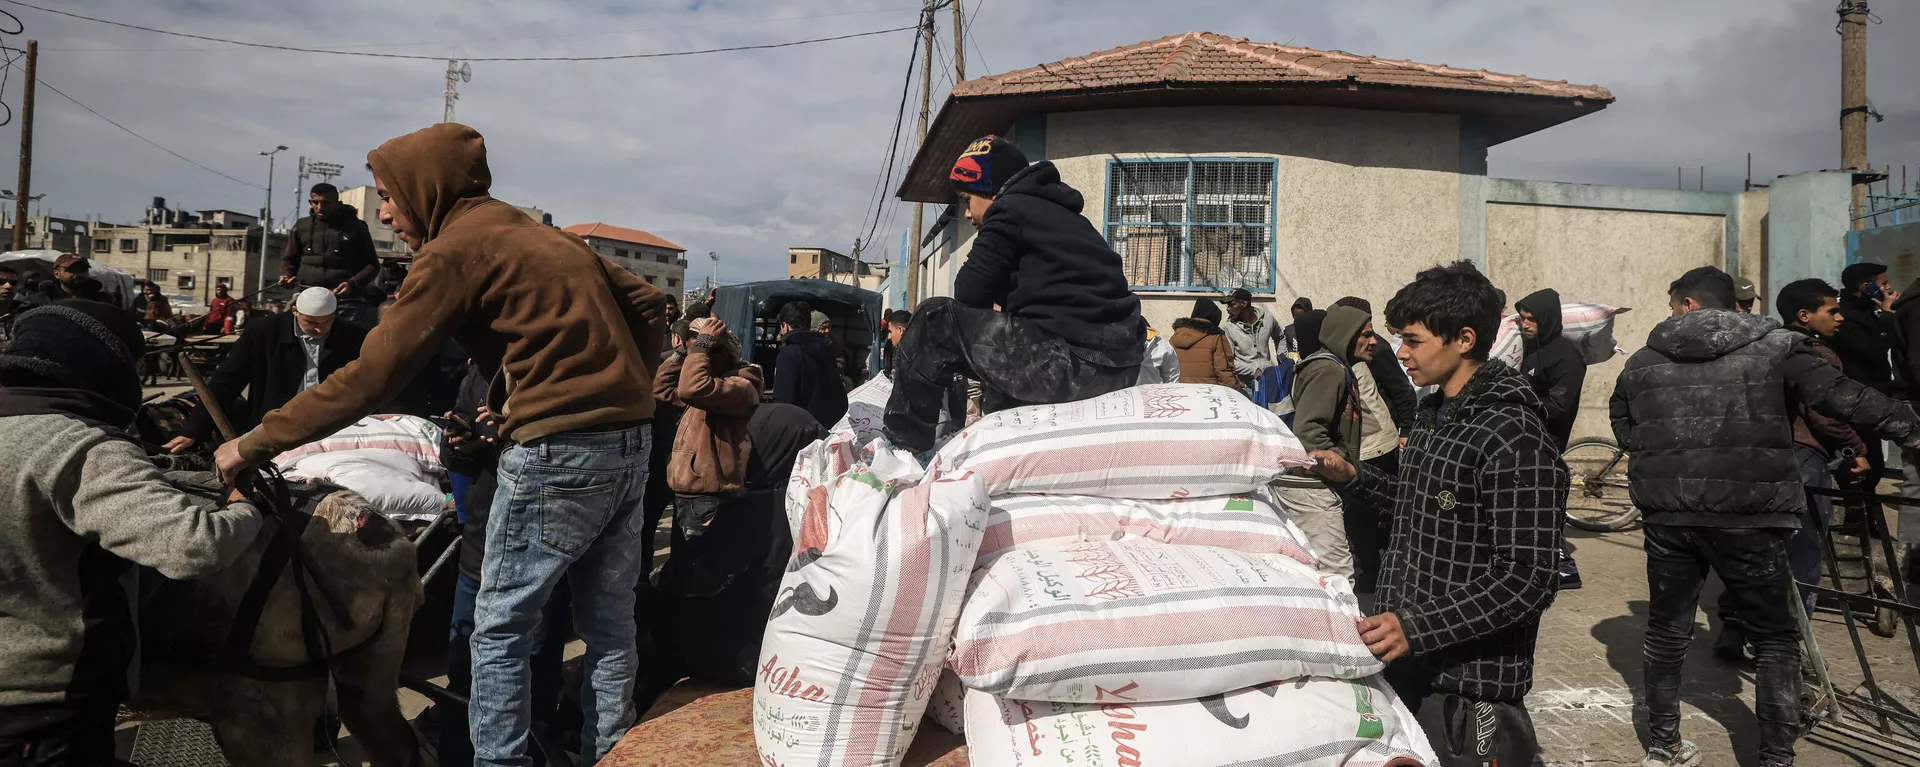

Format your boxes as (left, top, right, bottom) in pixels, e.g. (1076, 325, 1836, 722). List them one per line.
(257, 146, 287, 294)
(707, 251, 719, 293)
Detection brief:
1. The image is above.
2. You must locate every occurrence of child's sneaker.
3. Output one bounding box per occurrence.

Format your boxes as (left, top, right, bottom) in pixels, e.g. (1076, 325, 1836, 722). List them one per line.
(1642, 741, 1702, 767)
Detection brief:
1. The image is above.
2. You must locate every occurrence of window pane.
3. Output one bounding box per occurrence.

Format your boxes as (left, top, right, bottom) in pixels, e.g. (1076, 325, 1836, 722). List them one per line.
(1108, 162, 1189, 224)
(1108, 224, 1185, 288)
(1190, 224, 1272, 292)
(1192, 162, 1272, 223)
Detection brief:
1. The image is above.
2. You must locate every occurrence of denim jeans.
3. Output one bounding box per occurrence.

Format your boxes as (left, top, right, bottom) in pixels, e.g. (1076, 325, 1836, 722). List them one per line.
(1643, 523, 1801, 766)
(443, 573, 571, 767)
(470, 425, 650, 766)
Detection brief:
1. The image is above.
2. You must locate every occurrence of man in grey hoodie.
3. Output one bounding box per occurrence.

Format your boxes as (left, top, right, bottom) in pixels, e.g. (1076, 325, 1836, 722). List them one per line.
(0, 301, 263, 763)
(1223, 288, 1285, 402)
(1274, 304, 1375, 579)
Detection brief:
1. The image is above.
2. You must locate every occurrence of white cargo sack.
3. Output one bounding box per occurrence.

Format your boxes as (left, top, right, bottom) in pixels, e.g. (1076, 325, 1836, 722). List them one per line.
(926, 670, 967, 736)
(950, 539, 1381, 703)
(754, 468, 990, 767)
(1490, 302, 1630, 369)
(979, 494, 1316, 570)
(963, 676, 1435, 767)
(931, 384, 1311, 499)
(282, 448, 447, 521)
(833, 375, 894, 450)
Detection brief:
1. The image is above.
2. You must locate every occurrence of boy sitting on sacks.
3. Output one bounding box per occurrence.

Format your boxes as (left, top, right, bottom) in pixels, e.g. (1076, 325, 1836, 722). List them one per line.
(1308, 261, 1565, 767)
(882, 136, 1145, 453)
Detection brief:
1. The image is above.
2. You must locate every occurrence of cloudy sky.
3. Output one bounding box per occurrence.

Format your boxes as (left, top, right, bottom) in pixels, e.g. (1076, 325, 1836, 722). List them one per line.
(1, 0, 1914, 284)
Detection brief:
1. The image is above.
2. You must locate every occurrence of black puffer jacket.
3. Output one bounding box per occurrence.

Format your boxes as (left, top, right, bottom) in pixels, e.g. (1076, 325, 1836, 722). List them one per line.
(1610, 309, 1920, 530)
(1515, 289, 1586, 451)
(954, 161, 1143, 364)
(282, 204, 379, 292)
(773, 330, 847, 427)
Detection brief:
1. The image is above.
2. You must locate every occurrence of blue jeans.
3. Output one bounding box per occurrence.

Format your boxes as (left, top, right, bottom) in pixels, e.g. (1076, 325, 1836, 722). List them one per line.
(444, 573, 571, 767)
(470, 425, 650, 766)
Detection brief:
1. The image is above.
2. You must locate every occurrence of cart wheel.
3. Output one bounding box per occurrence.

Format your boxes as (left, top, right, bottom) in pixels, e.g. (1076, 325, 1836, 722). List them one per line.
(1799, 685, 1827, 738)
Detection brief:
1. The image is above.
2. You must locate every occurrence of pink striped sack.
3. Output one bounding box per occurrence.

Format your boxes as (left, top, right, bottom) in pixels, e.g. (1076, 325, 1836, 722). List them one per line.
(754, 468, 990, 767)
(832, 375, 894, 451)
(1489, 302, 1629, 369)
(979, 494, 1316, 570)
(963, 676, 1434, 767)
(950, 539, 1381, 703)
(930, 384, 1312, 499)
(273, 414, 444, 469)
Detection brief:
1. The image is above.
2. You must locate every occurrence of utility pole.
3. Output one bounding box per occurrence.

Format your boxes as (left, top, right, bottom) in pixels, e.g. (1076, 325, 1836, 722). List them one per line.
(1839, 0, 1875, 229)
(906, 1, 936, 307)
(444, 60, 472, 123)
(257, 146, 286, 293)
(11, 40, 35, 251)
(952, 0, 965, 82)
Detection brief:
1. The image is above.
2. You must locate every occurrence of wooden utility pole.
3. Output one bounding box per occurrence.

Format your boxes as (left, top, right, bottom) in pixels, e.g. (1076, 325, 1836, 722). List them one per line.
(1840, 0, 1870, 229)
(905, 1, 935, 307)
(12, 40, 35, 251)
(952, 0, 966, 82)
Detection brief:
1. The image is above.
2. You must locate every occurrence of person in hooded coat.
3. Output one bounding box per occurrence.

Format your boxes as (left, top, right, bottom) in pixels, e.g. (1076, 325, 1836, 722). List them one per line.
(1135, 322, 1181, 386)
(0, 301, 262, 763)
(882, 135, 1144, 453)
(214, 123, 670, 765)
(1274, 305, 1376, 579)
(771, 301, 847, 427)
(1612, 266, 1920, 767)
(1280, 296, 1314, 356)
(1171, 298, 1240, 390)
(1515, 288, 1587, 590)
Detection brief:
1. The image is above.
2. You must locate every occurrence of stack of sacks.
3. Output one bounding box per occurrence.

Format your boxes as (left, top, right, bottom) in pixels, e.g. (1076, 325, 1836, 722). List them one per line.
(1489, 301, 1631, 369)
(761, 384, 1435, 767)
(279, 414, 448, 521)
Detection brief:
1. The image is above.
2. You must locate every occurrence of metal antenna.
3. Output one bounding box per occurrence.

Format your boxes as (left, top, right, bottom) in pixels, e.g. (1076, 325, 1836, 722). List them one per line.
(444, 60, 472, 123)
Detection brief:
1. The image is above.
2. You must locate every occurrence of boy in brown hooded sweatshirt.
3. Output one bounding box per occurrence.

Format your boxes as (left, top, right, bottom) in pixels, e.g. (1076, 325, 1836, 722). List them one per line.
(214, 123, 668, 764)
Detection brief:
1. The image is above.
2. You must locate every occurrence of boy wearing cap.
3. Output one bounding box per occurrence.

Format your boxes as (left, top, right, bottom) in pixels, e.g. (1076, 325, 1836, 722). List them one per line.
(882, 135, 1144, 453)
(1735, 277, 1758, 314)
(170, 287, 367, 453)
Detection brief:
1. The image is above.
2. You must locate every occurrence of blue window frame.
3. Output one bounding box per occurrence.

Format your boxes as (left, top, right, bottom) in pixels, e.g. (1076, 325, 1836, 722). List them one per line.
(1103, 158, 1277, 293)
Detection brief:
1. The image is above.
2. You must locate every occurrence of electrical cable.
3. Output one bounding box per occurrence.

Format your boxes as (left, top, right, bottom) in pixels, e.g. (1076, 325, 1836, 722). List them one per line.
(1, 0, 915, 63)
(854, 9, 927, 257)
(962, 0, 991, 76)
(11, 64, 260, 188)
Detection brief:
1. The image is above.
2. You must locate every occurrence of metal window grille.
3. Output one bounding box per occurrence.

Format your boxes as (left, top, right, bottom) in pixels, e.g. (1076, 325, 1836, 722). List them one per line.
(1105, 159, 1275, 292)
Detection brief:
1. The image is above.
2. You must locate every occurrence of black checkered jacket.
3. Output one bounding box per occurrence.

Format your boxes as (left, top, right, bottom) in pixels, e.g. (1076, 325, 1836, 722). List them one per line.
(1337, 360, 1566, 701)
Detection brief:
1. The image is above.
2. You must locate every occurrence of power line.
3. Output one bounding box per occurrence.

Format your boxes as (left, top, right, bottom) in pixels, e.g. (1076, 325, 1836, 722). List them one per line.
(47, 4, 928, 53)
(16, 66, 260, 188)
(0, 0, 915, 63)
(855, 10, 927, 253)
(963, 0, 992, 75)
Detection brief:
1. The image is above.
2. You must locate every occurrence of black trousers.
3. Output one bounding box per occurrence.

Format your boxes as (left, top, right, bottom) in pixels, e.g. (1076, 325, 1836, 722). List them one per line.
(1347, 450, 1399, 594)
(1644, 524, 1800, 765)
(882, 298, 1138, 452)
(0, 704, 115, 767)
(1387, 668, 1539, 767)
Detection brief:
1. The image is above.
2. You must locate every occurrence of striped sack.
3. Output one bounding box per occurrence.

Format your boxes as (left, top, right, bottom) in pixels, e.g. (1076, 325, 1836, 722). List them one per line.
(833, 375, 894, 452)
(927, 670, 968, 736)
(273, 414, 444, 470)
(930, 384, 1312, 499)
(979, 494, 1316, 570)
(1489, 302, 1629, 369)
(963, 676, 1434, 767)
(754, 468, 989, 767)
(950, 539, 1381, 703)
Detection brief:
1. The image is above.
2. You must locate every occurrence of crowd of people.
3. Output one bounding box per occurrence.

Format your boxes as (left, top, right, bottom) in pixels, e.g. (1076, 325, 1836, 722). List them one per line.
(2, 116, 1918, 767)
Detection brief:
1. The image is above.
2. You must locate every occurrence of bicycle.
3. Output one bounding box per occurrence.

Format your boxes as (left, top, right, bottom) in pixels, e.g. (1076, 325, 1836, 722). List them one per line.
(1562, 436, 1641, 532)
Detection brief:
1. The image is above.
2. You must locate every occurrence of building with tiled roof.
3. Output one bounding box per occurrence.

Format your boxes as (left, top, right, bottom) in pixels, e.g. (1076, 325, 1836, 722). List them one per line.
(564, 222, 689, 299)
(896, 32, 1626, 328)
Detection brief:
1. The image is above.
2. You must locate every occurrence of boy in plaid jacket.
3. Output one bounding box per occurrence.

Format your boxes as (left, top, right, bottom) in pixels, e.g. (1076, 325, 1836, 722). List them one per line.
(1312, 261, 1566, 767)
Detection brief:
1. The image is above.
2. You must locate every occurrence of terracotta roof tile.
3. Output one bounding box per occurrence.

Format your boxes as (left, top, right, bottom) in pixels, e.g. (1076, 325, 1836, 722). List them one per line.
(561, 222, 686, 253)
(952, 31, 1612, 102)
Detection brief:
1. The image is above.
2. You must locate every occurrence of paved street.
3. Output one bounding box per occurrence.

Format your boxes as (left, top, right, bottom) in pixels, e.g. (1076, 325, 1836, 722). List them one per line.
(1533, 525, 1920, 767)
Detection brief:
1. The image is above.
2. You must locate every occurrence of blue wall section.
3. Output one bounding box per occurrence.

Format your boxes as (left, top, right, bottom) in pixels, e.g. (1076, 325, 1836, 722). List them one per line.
(1769, 171, 1853, 294)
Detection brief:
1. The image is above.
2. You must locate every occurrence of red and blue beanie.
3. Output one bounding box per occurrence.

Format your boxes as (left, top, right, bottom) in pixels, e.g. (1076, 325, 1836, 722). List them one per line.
(950, 135, 1029, 197)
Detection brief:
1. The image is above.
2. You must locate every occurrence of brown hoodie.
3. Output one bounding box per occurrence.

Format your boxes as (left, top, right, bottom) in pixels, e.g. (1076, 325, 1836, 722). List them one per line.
(655, 337, 765, 496)
(236, 123, 668, 462)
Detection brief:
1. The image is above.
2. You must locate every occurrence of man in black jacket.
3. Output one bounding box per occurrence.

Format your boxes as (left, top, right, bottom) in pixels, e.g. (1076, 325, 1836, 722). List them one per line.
(279, 183, 380, 329)
(882, 135, 1144, 453)
(1831, 262, 1900, 394)
(1311, 261, 1563, 767)
(1515, 288, 1587, 590)
(772, 301, 848, 427)
(166, 287, 367, 452)
(1612, 266, 1920, 767)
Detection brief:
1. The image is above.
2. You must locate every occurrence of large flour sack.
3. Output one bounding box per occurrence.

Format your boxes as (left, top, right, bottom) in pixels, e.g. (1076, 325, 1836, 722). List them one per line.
(1489, 302, 1629, 369)
(931, 384, 1311, 499)
(282, 448, 446, 521)
(979, 494, 1315, 569)
(754, 469, 990, 767)
(950, 539, 1380, 703)
(833, 375, 894, 450)
(963, 676, 1434, 767)
(926, 670, 967, 736)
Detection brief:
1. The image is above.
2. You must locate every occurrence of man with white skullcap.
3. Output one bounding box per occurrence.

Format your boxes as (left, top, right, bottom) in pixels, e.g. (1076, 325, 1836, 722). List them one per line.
(170, 286, 368, 453)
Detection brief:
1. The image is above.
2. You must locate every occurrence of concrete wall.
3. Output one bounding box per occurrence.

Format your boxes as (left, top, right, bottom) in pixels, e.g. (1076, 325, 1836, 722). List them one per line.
(1485, 201, 1726, 441)
(1767, 170, 1853, 296)
(1853, 221, 1920, 291)
(1045, 105, 1463, 332)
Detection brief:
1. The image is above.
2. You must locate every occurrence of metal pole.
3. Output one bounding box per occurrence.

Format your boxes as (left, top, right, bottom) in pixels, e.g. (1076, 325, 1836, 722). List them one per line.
(906, 1, 935, 308)
(952, 0, 965, 82)
(1840, 1, 1870, 229)
(11, 40, 35, 251)
(258, 155, 274, 293)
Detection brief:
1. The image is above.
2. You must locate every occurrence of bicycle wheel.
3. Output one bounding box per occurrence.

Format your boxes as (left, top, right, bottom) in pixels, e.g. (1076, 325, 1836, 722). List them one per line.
(1562, 438, 1642, 532)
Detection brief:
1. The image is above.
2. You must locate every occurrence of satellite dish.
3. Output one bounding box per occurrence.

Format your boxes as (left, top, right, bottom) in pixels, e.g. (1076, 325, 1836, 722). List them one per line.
(457, 62, 472, 82)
